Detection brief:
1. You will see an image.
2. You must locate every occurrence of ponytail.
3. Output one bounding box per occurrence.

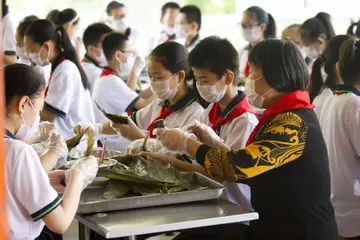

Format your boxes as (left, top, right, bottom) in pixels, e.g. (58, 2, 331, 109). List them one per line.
(46, 8, 79, 27)
(264, 13, 276, 38)
(300, 12, 335, 43)
(315, 12, 335, 40)
(339, 39, 360, 86)
(309, 56, 326, 103)
(245, 6, 277, 39)
(347, 21, 360, 37)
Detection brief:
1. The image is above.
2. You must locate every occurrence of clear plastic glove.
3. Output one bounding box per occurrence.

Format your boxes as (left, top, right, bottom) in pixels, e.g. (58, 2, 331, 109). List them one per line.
(111, 117, 145, 141)
(127, 138, 162, 155)
(46, 130, 68, 159)
(74, 121, 103, 135)
(183, 120, 224, 148)
(48, 170, 66, 192)
(37, 122, 57, 141)
(153, 128, 193, 153)
(65, 156, 99, 191)
(132, 55, 146, 76)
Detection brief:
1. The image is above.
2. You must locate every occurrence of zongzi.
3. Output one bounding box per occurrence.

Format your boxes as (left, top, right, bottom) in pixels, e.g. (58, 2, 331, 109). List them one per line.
(95, 102, 129, 124)
(66, 132, 85, 151)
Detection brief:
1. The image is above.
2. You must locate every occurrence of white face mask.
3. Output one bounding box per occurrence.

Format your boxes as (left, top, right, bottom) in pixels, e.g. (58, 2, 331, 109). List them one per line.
(245, 76, 271, 109)
(96, 49, 107, 67)
(119, 53, 135, 75)
(164, 25, 176, 35)
(115, 18, 128, 32)
(15, 100, 41, 142)
(150, 73, 178, 100)
(29, 46, 50, 66)
(242, 26, 262, 43)
(196, 76, 227, 103)
(304, 45, 320, 60)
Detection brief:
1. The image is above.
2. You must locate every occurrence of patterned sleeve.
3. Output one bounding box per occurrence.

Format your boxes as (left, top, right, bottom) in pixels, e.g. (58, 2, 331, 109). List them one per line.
(196, 112, 309, 182)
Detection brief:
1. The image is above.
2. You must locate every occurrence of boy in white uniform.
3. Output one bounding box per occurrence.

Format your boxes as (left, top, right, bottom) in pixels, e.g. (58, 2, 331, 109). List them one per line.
(81, 23, 113, 94)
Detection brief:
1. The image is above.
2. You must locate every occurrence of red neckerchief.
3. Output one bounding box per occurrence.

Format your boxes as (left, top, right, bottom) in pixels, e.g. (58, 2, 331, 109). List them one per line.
(100, 67, 119, 78)
(209, 95, 255, 134)
(147, 107, 174, 138)
(246, 90, 314, 146)
(164, 34, 176, 43)
(45, 57, 66, 97)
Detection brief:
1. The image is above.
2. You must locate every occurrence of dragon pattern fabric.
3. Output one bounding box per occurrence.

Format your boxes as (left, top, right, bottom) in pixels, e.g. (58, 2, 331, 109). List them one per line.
(203, 112, 309, 182)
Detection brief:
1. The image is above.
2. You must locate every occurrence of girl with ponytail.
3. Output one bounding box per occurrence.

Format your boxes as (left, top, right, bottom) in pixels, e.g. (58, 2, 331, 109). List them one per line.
(24, 19, 95, 145)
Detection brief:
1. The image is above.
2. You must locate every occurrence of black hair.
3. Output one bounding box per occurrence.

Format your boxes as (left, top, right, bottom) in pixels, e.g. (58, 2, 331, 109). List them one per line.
(338, 39, 360, 86)
(102, 32, 129, 60)
(2, 0, 8, 18)
(248, 39, 308, 92)
(83, 23, 113, 49)
(245, 6, 276, 39)
(106, 1, 125, 15)
(161, 2, 180, 19)
(17, 16, 39, 39)
(310, 35, 353, 103)
(5, 64, 45, 106)
(25, 19, 89, 90)
(46, 8, 79, 26)
(300, 12, 335, 43)
(347, 21, 360, 38)
(188, 36, 240, 84)
(150, 41, 209, 108)
(180, 5, 202, 31)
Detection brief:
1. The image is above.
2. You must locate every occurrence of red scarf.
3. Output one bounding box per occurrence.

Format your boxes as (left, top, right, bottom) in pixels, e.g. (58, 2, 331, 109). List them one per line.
(100, 68, 117, 77)
(209, 96, 254, 133)
(45, 57, 66, 97)
(243, 50, 251, 78)
(246, 90, 314, 146)
(147, 107, 174, 138)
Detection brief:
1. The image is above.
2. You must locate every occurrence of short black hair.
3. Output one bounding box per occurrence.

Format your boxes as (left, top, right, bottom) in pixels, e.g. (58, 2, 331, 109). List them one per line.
(83, 23, 113, 49)
(17, 16, 39, 38)
(5, 64, 45, 106)
(188, 36, 240, 83)
(300, 12, 335, 43)
(106, 1, 125, 15)
(248, 39, 308, 92)
(46, 8, 79, 26)
(161, 2, 180, 19)
(338, 39, 360, 86)
(180, 5, 201, 31)
(102, 32, 129, 60)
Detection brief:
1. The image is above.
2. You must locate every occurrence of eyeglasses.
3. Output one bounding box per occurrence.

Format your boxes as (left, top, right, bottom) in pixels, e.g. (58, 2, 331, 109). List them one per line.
(120, 50, 137, 58)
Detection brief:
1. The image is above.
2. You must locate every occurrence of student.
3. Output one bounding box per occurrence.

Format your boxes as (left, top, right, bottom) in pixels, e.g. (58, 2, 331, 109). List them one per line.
(75, 41, 204, 153)
(142, 36, 258, 211)
(82, 23, 113, 93)
(176, 5, 202, 52)
(2, 0, 17, 65)
(4, 64, 98, 239)
(46, 8, 82, 57)
(300, 12, 335, 61)
(310, 35, 352, 118)
(238, 6, 276, 80)
(347, 20, 360, 37)
(155, 39, 338, 240)
(319, 39, 360, 240)
(24, 19, 95, 145)
(148, 2, 181, 53)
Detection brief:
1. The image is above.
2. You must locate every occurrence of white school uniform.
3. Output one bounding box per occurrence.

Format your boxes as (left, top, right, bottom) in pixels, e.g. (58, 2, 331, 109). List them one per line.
(81, 55, 103, 94)
(5, 131, 62, 240)
(148, 28, 177, 54)
(92, 67, 139, 153)
(319, 87, 360, 238)
(313, 87, 332, 119)
(2, 13, 16, 58)
(176, 34, 201, 53)
(15, 59, 52, 88)
(44, 56, 95, 147)
(238, 45, 251, 80)
(200, 92, 258, 210)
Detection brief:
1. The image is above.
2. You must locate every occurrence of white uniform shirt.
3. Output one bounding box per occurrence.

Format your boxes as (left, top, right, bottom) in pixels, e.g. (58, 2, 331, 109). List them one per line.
(92, 68, 139, 153)
(200, 93, 258, 210)
(5, 133, 61, 240)
(2, 14, 16, 56)
(15, 60, 51, 88)
(176, 34, 201, 53)
(148, 30, 177, 54)
(132, 90, 203, 132)
(319, 88, 360, 237)
(45, 57, 95, 144)
(313, 87, 332, 119)
(238, 45, 250, 80)
(81, 55, 103, 94)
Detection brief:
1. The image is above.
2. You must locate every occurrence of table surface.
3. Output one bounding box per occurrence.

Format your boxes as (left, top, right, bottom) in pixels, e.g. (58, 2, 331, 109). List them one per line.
(76, 199, 259, 238)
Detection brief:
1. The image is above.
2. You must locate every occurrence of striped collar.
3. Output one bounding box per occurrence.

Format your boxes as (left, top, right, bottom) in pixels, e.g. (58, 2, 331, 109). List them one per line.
(159, 89, 196, 112)
(5, 129, 16, 139)
(100, 67, 120, 78)
(185, 34, 200, 49)
(82, 54, 101, 68)
(333, 84, 360, 97)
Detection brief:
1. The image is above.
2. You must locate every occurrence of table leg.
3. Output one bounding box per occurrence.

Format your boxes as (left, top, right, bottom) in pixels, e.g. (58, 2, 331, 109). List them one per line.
(127, 236, 136, 240)
(78, 222, 86, 240)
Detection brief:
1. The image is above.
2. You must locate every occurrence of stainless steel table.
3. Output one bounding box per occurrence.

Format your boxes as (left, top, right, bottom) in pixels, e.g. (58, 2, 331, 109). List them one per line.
(76, 199, 259, 239)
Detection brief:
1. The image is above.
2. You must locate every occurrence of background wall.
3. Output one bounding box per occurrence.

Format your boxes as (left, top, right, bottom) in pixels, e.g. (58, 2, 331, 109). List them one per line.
(7, 0, 360, 50)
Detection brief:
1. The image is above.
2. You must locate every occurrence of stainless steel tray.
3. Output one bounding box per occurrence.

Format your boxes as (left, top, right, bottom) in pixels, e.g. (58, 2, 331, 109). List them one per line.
(77, 172, 224, 214)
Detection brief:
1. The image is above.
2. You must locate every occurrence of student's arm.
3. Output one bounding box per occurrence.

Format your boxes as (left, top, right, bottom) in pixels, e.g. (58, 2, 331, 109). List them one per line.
(40, 109, 57, 122)
(126, 55, 146, 90)
(3, 54, 16, 65)
(138, 87, 154, 99)
(133, 95, 156, 110)
(40, 151, 60, 172)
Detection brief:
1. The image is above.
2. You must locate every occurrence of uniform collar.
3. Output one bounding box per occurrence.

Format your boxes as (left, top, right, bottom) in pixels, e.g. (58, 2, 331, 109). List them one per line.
(100, 66, 120, 78)
(334, 84, 360, 97)
(159, 89, 195, 112)
(5, 129, 16, 139)
(186, 34, 200, 48)
(219, 91, 246, 118)
(82, 54, 101, 68)
(244, 44, 252, 51)
(51, 53, 66, 73)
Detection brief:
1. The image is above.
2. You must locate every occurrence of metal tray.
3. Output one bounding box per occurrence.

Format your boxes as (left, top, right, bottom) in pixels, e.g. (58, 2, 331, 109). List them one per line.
(77, 172, 224, 214)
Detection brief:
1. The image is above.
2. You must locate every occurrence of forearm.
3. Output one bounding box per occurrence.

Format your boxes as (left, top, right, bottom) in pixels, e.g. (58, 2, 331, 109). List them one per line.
(40, 150, 60, 172)
(40, 109, 56, 122)
(138, 87, 154, 99)
(171, 158, 208, 176)
(3, 54, 16, 65)
(186, 138, 204, 159)
(101, 121, 118, 135)
(126, 72, 139, 90)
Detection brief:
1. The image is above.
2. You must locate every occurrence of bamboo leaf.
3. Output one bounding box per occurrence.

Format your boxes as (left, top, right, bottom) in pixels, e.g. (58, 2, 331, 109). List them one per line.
(95, 102, 129, 124)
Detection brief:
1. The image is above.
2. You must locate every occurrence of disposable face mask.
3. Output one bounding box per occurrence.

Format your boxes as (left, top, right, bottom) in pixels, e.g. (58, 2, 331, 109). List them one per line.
(17, 46, 30, 60)
(96, 49, 107, 66)
(304, 45, 320, 60)
(164, 25, 176, 35)
(150, 74, 178, 100)
(15, 100, 41, 142)
(120, 54, 135, 75)
(242, 26, 262, 43)
(196, 76, 227, 103)
(115, 18, 128, 32)
(29, 46, 50, 66)
(245, 76, 271, 109)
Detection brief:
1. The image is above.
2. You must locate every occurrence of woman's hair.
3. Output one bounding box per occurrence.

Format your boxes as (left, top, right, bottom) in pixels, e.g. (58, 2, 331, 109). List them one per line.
(338, 39, 360, 86)
(347, 21, 360, 37)
(25, 20, 89, 90)
(5, 64, 45, 106)
(150, 41, 209, 108)
(248, 39, 309, 92)
(245, 6, 276, 39)
(300, 12, 335, 43)
(310, 35, 353, 102)
(46, 8, 79, 26)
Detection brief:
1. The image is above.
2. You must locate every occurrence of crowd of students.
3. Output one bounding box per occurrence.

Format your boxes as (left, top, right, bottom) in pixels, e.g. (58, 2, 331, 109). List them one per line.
(2, 0, 360, 239)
